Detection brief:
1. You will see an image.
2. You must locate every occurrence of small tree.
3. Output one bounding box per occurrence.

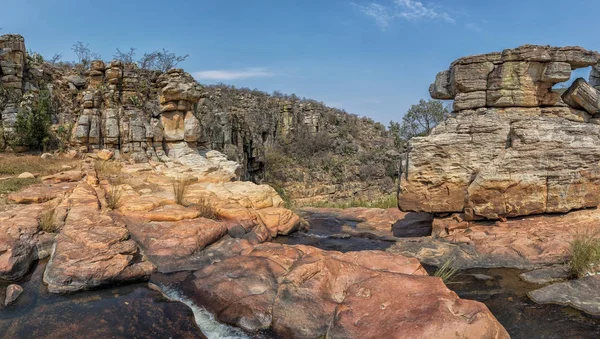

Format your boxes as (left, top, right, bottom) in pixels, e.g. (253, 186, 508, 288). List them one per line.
(114, 47, 136, 65)
(388, 121, 403, 149)
(138, 49, 188, 72)
(14, 90, 53, 150)
(399, 99, 449, 140)
(72, 41, 101, 69)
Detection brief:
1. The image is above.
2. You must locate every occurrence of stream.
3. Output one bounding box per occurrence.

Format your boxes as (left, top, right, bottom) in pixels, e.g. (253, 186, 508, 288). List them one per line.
(2, 215, 600, 339)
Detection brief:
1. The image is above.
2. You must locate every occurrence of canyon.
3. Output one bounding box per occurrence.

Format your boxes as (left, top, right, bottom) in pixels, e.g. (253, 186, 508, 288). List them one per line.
(2, 34, 600, 339)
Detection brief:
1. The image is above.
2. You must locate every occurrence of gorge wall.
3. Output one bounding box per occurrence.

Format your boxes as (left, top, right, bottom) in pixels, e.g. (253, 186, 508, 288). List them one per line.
(399, 45, 600, 220)
(0, 34, 397, 202)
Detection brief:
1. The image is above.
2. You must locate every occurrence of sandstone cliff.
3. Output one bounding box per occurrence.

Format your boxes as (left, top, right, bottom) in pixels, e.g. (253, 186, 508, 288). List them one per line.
(400, 45, 600, 219)
(0, 34, 397, 202)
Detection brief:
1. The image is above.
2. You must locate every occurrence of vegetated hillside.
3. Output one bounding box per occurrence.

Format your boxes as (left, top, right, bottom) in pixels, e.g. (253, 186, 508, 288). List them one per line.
(196, 84, 401, 205)
(0, 33, 400, 204)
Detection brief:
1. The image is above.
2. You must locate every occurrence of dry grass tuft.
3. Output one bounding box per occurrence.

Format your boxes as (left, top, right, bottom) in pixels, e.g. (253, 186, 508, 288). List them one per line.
(0, 153, 78, 176)
(173, 177, 190, 205)
(190, 197, 219, 220)
(433, 259, 459, 284)
(39, 208, 57, 233)
(106, 186, 123, 210)
(569, 231, 600, 278)
(94, 160, 122, 178)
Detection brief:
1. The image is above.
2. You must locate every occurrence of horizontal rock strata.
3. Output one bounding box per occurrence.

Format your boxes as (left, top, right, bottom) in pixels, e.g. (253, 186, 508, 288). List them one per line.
(402, 45, 600, 219)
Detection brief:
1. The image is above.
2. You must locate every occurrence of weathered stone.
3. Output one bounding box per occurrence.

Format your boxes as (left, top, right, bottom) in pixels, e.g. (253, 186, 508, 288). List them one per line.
(391, 208, 600, 269)
(562, 78, 600, 114)
(182, 243, 508, 338)
(8, 182, 77, 204)
(160, 111, 185, 141)
(452, 61, 494, 93)
(528, 276, 600, 316)
(65, 75, 86, 88)
(487, 61, 558, 107)
(520, 266, 571, 284)
(542, 62, 571, 82)
(429, 70, 454, 99)
(431, 45, 600, 111)
(43, 183, 155, 293)
(399, 107, 600, 219)
(183, 111, 200, 142)
(4, 284, 23, 306)
(17, 172, 34, 179)
(454, 91, 486, 111)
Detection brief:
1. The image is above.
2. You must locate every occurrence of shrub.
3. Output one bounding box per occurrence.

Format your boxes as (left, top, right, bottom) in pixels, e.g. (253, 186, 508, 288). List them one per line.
(569, 231, 600, 278)
(106, 186, 123, 210)
(13, 90, 53, 150)
(433, 259, 459, 283)
(38, 209, 57, 233)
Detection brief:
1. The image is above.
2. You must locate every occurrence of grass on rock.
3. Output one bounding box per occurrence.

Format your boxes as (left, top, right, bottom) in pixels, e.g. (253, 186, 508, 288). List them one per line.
(173, 177, 190, 205)
(106, 186, 123, 210)
(569, 231, 600, 278)
(0, 154, 78, 211)
(300, 194, 397, 209)
(189, 197, 219, 220)
(38, 208, 57, 233)
(0, 153, 78, 176)
(433, 259, 459, 284)
(94, 160, 123, 179)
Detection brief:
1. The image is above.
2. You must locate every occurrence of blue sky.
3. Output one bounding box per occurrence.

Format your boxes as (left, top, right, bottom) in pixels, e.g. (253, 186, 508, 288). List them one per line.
(2, 0, 600, 123)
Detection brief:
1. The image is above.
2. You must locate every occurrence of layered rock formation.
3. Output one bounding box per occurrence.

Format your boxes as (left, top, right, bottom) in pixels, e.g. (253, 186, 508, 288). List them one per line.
(197, 85, 398, 202)
(401, 45, 600, 219)
(0, 34, 26, 138)
(0, 34, 398, 202)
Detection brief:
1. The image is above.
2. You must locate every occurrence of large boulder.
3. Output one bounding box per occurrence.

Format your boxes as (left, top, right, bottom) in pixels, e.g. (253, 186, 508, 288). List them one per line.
(431, 45, 600, 111)
(403, 45, 600, 220)
(43, 183, 155, 293)
(180, 243, 509, 338)
(399, 107, 600, 219)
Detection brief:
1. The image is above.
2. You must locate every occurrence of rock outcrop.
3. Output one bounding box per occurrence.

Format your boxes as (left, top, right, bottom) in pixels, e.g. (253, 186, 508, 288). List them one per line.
(174, 242, 508, 338)
(43, 180, 155, 293)
(401, 45, 600, 219)
(0, 33, 397, 202)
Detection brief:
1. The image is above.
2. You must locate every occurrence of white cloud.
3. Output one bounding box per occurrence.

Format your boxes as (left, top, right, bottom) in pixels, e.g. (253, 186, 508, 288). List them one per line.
(352, 0, 456, 30)
(193, 68, 275, 81)
(395, 0, 455, 23)
(351, 3, 393, 29)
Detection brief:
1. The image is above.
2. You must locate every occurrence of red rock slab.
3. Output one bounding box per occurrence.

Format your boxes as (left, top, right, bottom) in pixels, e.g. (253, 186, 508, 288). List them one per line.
(0, 203, 49, 280)
(121, 203, 201, 222)
(182, 242, 507, 338)
(43, 183, 154, 293)
(41, 170, 84, 183)
(8, 182, 77, 204)
(328, 272, 510, 339)
(124, 217, 228, 273)
(441, 208, 600, 265)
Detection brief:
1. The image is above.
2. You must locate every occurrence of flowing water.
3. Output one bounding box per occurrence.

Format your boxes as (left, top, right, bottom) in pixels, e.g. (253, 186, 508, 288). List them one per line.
(0, 259, 242, 339)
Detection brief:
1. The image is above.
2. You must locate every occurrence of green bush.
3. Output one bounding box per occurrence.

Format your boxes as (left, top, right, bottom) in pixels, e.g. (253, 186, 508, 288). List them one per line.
(14, 90, 53, 150)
